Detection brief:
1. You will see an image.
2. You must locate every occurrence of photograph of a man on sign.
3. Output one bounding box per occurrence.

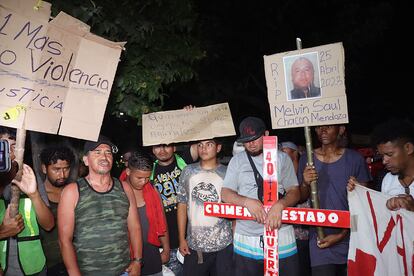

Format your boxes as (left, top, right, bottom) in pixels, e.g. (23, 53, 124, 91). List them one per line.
(263, 42, 348, 129)
(284, 52, 321, 101)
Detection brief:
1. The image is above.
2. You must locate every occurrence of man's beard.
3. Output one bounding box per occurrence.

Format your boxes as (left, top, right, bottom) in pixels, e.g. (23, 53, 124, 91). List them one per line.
(50, 178, 68, 187)
(246, 149, 263, 157)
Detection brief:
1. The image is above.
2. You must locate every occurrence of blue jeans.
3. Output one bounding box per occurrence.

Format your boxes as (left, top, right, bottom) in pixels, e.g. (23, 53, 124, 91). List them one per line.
(165, 248, 183, 276)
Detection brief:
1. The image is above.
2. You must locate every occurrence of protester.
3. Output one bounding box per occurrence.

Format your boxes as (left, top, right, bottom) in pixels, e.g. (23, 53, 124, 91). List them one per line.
(299, 124, 371, 276)
(348, 119, 414, 211)
(58, 136, 143, 275)
(150, 142, 197, 275)
(0, 127, 54, 276)
(126, 151, 170, 276)
(221, 116, 300, 276)
(1, 165, 54, 275)
(0, 127, 23, 241)
(290, 56, 321, 99)
(280, 141, 311, 276)
(39, 146, 75, 276)
(177, 139, 233, 275)
(148, 105, 199, 275)
(280, 141, 300, 174)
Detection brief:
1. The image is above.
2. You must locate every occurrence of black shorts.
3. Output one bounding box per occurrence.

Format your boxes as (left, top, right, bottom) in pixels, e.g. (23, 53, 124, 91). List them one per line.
(183, 244, 234, 276)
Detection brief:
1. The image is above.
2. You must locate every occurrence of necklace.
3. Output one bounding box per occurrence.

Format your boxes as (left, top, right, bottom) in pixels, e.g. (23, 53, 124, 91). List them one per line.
(399, 175, 413, 195)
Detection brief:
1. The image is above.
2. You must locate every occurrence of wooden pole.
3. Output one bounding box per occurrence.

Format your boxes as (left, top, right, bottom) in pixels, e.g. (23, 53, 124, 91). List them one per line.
(296, 38, 325, 240)
(9, 128, 26, 218)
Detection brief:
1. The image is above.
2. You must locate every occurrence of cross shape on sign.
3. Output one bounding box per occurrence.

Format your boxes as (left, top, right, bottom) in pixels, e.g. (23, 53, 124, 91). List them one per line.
(204, 136, 350, 276)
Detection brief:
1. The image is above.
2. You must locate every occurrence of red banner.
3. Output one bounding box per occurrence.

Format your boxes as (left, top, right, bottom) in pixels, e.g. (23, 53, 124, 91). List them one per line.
(204, 202, 350, 228)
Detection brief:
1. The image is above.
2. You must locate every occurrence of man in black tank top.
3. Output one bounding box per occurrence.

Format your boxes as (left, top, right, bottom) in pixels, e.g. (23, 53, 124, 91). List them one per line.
(58, 136, 143, 276)
(39, 146, 75, 276)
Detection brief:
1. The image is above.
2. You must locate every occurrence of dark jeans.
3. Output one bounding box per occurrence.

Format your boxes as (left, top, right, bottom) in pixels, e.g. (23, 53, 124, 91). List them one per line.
(165, 248, 183, 276)
(183, 244, 233, 276)
(234, 251, 300, 276)
(312, 264, 347, 276)
(296, 239, 312, 276)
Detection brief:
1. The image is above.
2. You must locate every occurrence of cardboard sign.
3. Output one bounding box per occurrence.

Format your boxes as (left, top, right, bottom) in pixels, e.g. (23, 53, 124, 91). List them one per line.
(142, 103, 236, 146)
(204, 203, 351, 228)
(264, 42, 348, 129)
(0, 0, 125, 141)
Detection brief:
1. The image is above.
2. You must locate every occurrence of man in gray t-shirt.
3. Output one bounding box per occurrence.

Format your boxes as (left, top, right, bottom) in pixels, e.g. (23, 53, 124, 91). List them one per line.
(221, 116, 300, 276)
(177, 139, 233, 275)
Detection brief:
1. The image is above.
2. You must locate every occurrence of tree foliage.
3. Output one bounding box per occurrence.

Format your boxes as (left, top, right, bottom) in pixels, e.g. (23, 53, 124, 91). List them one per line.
(50, 0, 204, 122)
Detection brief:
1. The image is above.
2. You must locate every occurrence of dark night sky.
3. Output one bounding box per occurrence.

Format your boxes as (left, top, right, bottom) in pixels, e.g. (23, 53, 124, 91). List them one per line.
(159, 0, 413, 143)
(105, 0, 412, 150)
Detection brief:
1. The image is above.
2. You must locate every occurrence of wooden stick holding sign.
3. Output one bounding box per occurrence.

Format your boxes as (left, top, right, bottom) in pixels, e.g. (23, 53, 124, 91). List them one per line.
(296, 38, 325, 240)
(1, 105, 27, 218)
(9, 128, 26, 218)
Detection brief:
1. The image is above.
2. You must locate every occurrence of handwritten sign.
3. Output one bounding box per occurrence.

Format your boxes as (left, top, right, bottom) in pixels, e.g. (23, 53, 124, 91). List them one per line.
(0, 0, 125, 140)
(142, 103, 236, 146)
(264, 43, 348, 129)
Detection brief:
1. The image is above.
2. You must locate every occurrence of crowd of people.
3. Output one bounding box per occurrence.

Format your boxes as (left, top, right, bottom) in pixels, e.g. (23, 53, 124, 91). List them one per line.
(1, 115, 414, 276)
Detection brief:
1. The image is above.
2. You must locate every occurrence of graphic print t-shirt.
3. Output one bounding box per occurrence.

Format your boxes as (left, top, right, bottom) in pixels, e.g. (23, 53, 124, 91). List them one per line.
(177, 163, 232, 253)
(152, 150, 193, 249)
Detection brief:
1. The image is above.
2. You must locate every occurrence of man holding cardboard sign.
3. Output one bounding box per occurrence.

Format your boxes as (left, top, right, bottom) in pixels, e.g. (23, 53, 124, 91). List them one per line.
(298, 124, 371, 275)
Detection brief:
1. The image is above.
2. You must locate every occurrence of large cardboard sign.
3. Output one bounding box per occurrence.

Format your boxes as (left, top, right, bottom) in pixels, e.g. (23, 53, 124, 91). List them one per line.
(348, 185, 414, 276)
(264, 42, 348, 129)
(0, 0, 124, 141)
(142, 103, 236, 146)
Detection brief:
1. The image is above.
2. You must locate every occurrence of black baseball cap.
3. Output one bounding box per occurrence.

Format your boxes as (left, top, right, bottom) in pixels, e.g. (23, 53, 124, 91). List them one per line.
(83, 135, 118, 154)
(237, 116, 266, 143)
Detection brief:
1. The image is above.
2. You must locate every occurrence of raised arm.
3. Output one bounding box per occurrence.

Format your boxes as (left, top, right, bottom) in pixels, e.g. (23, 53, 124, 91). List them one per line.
(12, 164, 54, 231)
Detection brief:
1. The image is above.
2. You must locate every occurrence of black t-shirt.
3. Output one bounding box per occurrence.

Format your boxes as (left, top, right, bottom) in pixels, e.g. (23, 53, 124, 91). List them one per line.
(151, 148, 193, 249)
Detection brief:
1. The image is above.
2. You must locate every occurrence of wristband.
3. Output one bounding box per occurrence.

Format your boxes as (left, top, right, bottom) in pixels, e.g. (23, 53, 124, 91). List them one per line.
(131, 257, 143, 265)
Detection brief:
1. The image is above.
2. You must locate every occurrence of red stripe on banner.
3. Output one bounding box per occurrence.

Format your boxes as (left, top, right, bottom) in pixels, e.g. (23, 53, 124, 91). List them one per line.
(203, 202, 351, 228)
